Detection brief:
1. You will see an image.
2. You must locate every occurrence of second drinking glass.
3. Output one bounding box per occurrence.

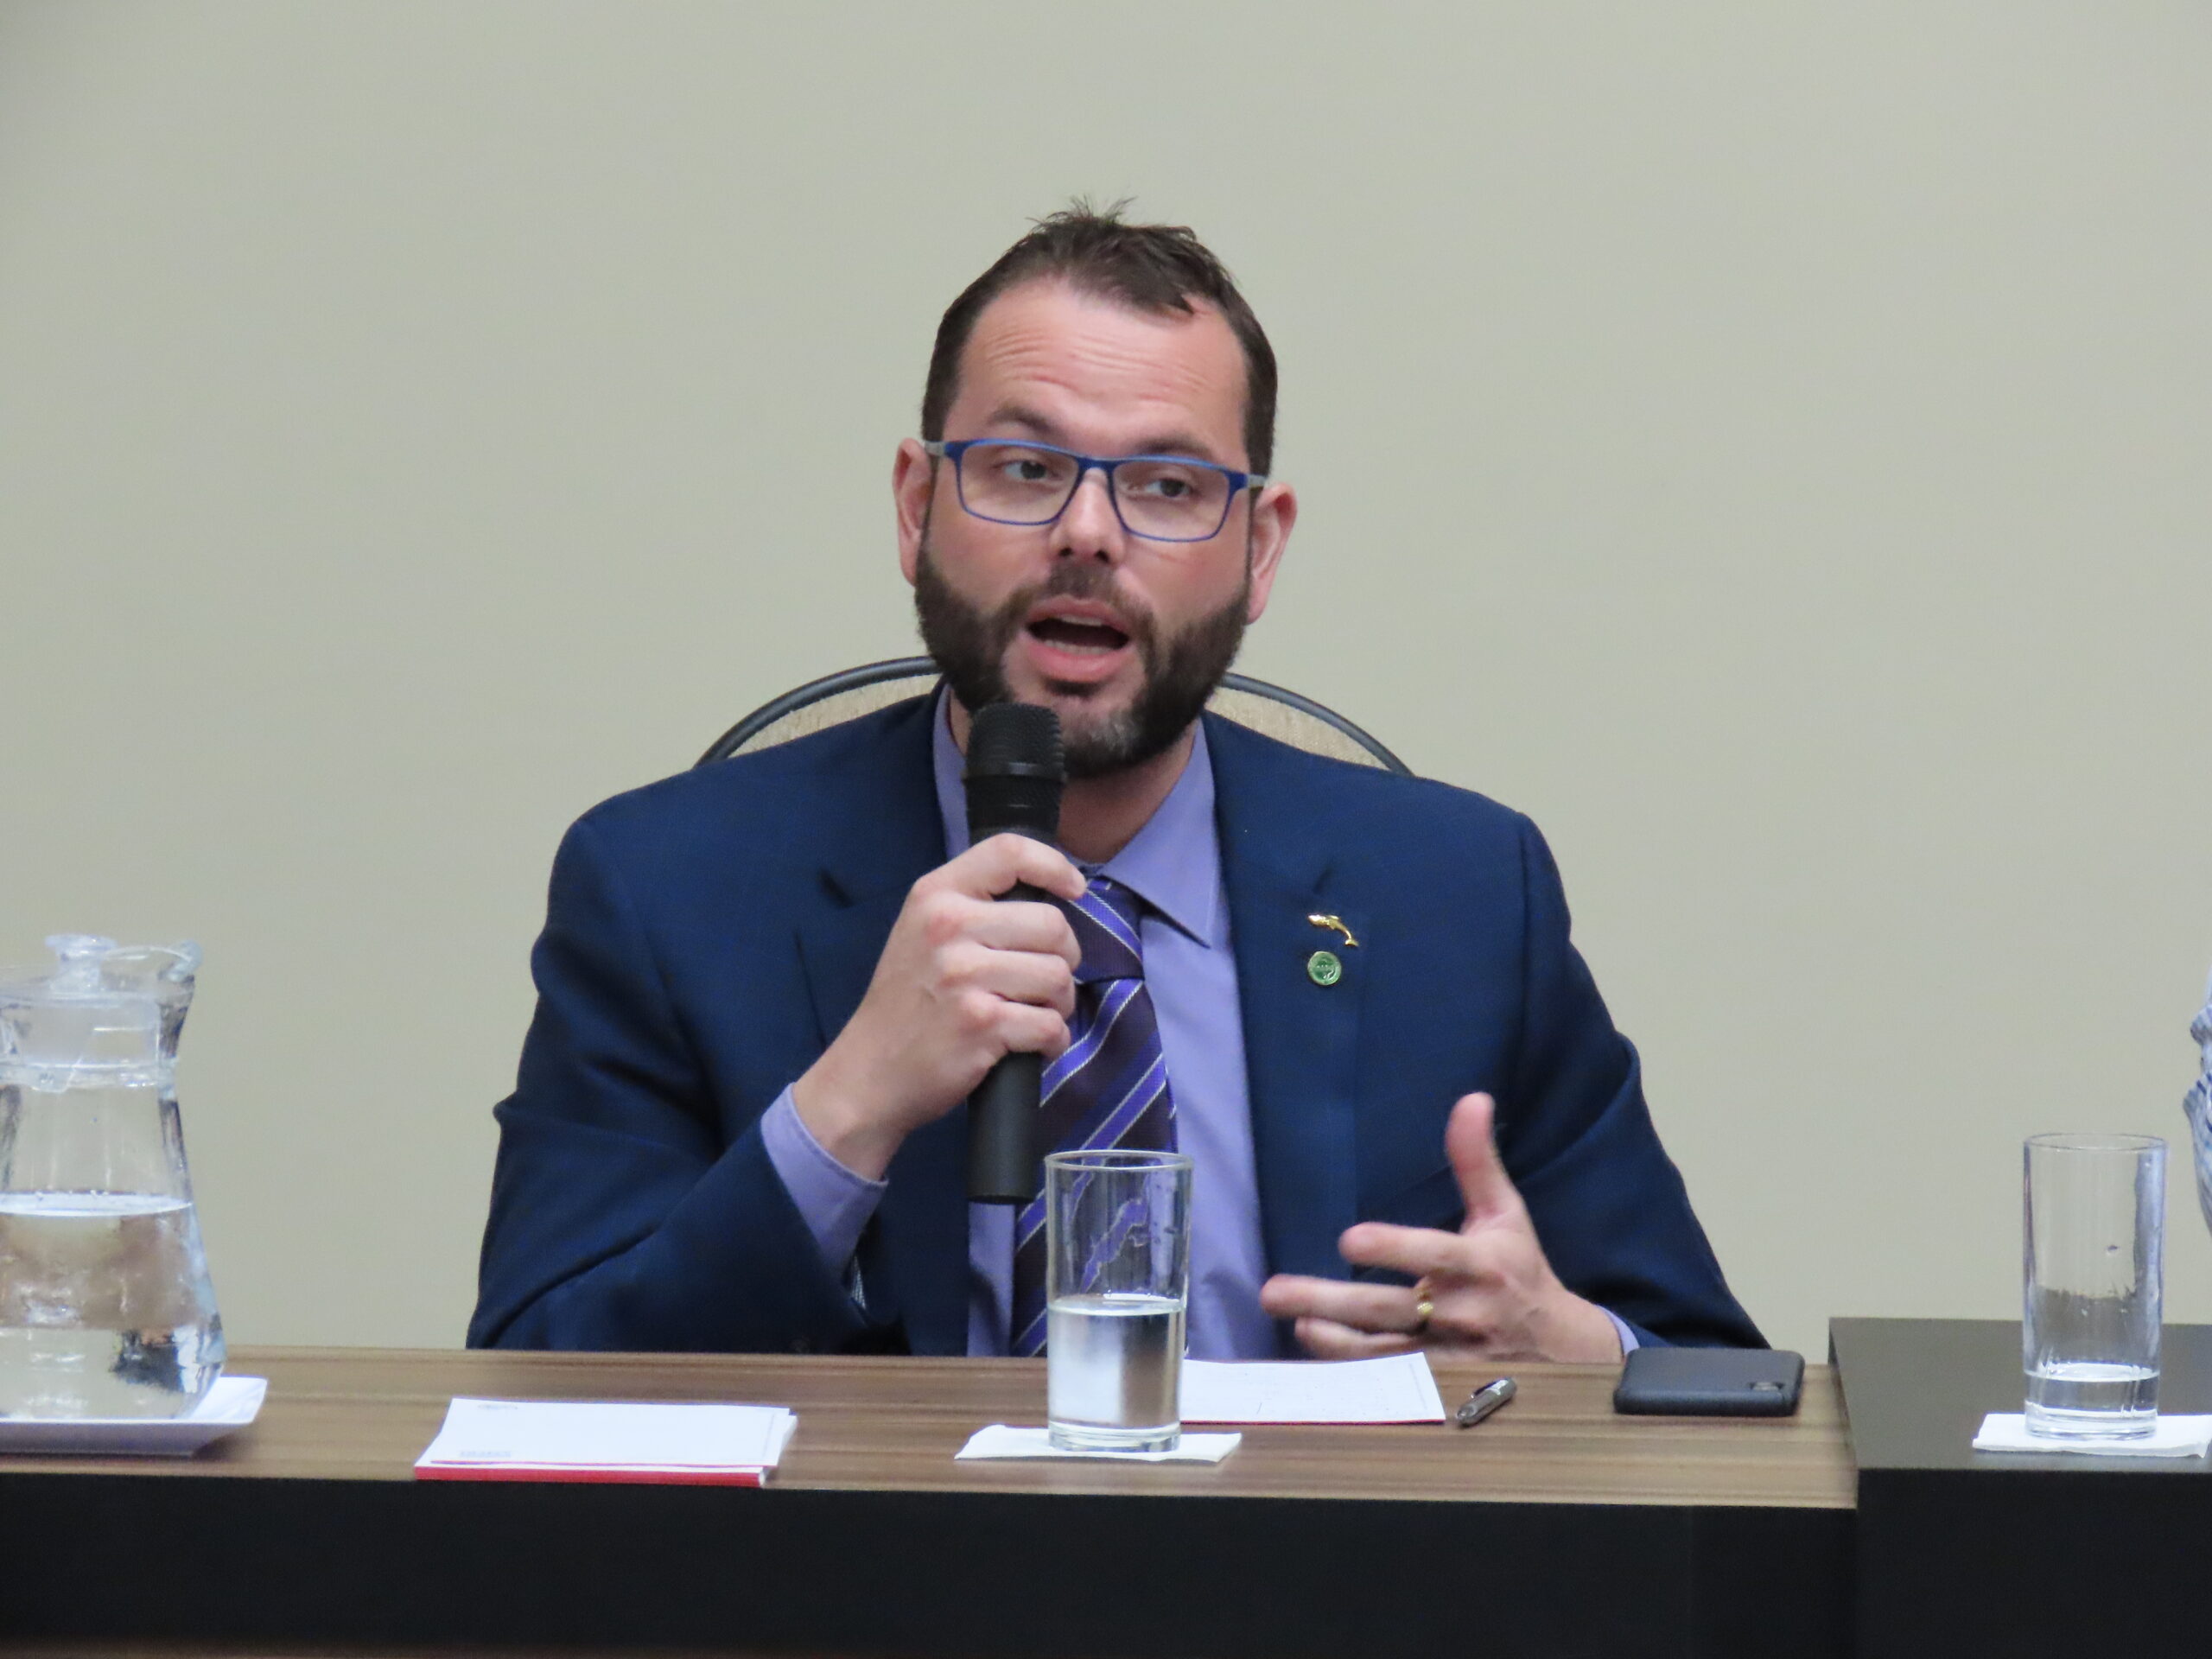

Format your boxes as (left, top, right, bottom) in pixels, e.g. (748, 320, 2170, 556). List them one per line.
(2023, 1132, 2164, 1440)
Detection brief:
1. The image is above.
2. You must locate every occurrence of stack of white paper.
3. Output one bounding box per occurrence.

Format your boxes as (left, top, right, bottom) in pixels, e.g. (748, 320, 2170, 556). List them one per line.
(414, 1397, 798, 1485)
(1179, 1351, 1446, 1424)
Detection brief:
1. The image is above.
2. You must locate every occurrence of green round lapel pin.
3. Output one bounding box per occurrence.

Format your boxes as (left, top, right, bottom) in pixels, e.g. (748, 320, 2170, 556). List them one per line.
(1304, 914, 1357, 987)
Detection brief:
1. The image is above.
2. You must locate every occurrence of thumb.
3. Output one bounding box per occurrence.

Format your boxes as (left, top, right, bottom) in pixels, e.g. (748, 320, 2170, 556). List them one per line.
(1446, 1092, 1522, 1229)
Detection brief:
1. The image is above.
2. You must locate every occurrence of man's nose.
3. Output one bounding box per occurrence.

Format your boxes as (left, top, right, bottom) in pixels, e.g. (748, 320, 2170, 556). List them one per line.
(1052, 465, 1127, 563)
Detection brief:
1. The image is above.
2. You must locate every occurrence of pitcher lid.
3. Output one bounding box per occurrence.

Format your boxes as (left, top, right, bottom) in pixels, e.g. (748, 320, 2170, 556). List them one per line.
(0, 935, 201, 1080)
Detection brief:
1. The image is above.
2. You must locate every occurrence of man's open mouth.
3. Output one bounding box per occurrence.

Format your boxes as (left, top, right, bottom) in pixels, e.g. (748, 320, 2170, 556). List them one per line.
(1026, 616, 1130, 656)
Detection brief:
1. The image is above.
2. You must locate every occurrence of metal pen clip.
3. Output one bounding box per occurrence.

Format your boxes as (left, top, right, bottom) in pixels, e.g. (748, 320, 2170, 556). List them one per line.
(1455, 1376, 1516, 1428)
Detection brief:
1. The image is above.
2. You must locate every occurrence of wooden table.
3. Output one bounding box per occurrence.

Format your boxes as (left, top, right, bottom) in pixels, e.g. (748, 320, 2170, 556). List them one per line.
(0, 1346, 1853, 1658)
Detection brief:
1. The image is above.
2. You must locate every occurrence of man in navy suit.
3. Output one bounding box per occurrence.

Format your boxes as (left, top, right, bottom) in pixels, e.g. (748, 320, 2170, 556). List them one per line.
(469, 208, 1760, 1359)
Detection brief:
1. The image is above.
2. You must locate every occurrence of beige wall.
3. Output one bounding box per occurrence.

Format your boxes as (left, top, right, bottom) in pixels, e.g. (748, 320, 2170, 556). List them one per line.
(3, 1, 2207, 1356)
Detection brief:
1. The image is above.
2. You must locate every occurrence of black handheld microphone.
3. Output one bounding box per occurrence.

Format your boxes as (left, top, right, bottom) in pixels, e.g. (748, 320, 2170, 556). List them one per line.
(963, 702, 1065, 1204)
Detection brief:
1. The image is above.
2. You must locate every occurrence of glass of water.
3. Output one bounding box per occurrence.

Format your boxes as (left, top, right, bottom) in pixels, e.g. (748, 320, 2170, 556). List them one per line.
(2023, 1133, 2165, 1440)
(1044, 1148, 1191, 1453)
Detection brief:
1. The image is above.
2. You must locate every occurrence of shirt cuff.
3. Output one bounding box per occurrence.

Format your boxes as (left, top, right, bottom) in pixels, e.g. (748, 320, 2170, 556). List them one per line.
(1605, 1309, 1641, 1356)
(760, 1084, 888, 1276)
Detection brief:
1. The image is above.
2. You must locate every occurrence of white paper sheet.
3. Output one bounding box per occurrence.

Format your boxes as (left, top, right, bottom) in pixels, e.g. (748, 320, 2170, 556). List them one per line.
(416, 1398, 798, 1475)
(1973, 1412, 2212, 1458)
(956, 1425, 1243, 1463)
(1178, 1352, 1446, 1424)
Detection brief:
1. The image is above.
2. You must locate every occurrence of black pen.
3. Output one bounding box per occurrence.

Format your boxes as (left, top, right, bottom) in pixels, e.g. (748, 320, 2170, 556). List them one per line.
(1455, 1376, 1516, 1427)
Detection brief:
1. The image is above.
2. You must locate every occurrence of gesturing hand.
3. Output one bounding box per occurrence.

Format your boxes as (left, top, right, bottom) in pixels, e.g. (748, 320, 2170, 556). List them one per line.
(1258, 1092, 1624, 1363)
(792, 833, 1086, 1182)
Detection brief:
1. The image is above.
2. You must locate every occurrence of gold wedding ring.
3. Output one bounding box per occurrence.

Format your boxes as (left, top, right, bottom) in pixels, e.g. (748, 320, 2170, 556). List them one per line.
(1411, 1276, 1435, 1337)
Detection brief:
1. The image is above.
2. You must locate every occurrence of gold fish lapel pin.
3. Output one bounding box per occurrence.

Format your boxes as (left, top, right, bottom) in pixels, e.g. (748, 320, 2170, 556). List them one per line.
(1306, 913, 1359, 949)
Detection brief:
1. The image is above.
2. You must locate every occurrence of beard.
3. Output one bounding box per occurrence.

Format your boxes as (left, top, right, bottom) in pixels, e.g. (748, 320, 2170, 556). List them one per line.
(912, 538, 1249, 781)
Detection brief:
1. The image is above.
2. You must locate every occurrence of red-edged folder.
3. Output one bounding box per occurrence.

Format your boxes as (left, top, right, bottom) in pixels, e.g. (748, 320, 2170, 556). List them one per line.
(412, 1398, 798, 1486)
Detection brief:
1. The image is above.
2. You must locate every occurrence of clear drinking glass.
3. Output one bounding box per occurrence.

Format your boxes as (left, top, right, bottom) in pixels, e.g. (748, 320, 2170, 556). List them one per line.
(2023, 1133, 2164, 1440)
(1045, 1148, 1192, 1453)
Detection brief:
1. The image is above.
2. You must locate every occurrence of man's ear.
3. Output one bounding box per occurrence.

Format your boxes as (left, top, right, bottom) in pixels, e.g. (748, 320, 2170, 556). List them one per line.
(893, 439, 937, 585)
(1243, 480, 1297, 624)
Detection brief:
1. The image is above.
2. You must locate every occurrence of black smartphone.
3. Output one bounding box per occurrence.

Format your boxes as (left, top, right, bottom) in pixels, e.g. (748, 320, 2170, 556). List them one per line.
(1611, 1346, 1804, 1417)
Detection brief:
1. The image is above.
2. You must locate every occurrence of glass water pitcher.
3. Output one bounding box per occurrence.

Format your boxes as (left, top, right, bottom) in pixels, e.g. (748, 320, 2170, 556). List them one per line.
(0, 936, 226, 1417)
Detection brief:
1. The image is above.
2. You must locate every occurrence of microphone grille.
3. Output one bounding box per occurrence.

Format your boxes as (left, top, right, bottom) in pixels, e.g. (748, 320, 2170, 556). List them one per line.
(965, 702, 1065, 780)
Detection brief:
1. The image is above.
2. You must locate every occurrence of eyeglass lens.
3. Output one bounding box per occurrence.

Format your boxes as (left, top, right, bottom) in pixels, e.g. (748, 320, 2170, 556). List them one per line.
(956, 442, 1233, 540)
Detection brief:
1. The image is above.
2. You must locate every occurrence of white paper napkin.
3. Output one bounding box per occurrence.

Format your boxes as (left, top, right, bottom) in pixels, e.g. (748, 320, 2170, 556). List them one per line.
(1973, 1412, 2212, 1457)
(956, 1425, 1242, 1464)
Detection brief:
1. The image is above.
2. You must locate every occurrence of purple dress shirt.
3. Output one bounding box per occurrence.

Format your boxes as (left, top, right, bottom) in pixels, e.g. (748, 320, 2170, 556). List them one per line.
(760, 695, 1636, 1358)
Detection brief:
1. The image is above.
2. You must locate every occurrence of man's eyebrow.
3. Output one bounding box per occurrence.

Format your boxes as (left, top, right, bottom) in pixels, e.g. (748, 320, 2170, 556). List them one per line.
(1129, 433, 1226, 465)
(980, 404, 1064, 442)
(976, 406, 1231, 467)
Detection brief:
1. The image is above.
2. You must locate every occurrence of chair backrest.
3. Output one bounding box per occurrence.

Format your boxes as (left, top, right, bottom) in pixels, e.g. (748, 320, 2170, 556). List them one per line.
(696, 656, 1410, 776)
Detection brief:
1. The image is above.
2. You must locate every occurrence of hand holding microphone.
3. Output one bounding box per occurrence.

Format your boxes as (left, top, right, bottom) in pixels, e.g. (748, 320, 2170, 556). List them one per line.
(959, 704, 1067, 1201)
(789, 707, 1078, 1190)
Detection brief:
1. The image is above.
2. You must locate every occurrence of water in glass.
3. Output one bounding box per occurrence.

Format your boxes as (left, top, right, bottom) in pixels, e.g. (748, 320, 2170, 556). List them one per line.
(1046, 1292, 1185, 1451)
(2024, 1360, 2158, 1437)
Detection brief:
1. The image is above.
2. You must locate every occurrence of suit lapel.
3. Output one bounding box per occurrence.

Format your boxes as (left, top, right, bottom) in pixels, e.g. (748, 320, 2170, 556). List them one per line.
(1206, 715, 1366, 1283)
(790, 694, 969, 1354)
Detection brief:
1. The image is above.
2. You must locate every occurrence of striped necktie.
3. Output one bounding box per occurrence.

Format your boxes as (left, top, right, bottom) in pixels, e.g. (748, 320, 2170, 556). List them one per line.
(1007, 872, 1177, 1357)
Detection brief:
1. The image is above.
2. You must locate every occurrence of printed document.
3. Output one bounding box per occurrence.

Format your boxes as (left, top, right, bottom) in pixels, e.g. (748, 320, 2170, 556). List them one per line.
(1179, 1351, 1446, 1423)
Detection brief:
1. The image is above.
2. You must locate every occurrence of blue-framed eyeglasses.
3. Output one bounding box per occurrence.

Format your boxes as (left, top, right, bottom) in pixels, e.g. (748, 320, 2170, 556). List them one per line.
(923, 438, 1267, 544)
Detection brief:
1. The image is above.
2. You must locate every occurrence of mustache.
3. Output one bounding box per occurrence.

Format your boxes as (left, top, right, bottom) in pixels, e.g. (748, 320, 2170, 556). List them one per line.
(988, 562, 1158, 655)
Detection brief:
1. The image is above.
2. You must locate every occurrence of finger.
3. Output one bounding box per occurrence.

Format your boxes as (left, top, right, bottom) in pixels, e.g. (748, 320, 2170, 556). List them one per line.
(1259, 1273, 1431, 1332)
(962, 900, 1083, 970)
(944, 942, 1077, 1017)
(1446, 1092, 1524, 1226)
(995, 1001, 1073, 1060)
(961, 834, 1088, 902)
(1337, 1223, 1493, 1283)
(1294, 1317, 1420, 1360)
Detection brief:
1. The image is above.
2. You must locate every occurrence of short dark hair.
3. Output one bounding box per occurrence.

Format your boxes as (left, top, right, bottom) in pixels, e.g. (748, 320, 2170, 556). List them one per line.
(920, 203, 1278, 476)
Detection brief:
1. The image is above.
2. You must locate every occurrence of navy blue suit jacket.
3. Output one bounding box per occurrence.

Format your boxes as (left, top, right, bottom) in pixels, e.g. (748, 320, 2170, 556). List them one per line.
(469, 696, 1761, 1354)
